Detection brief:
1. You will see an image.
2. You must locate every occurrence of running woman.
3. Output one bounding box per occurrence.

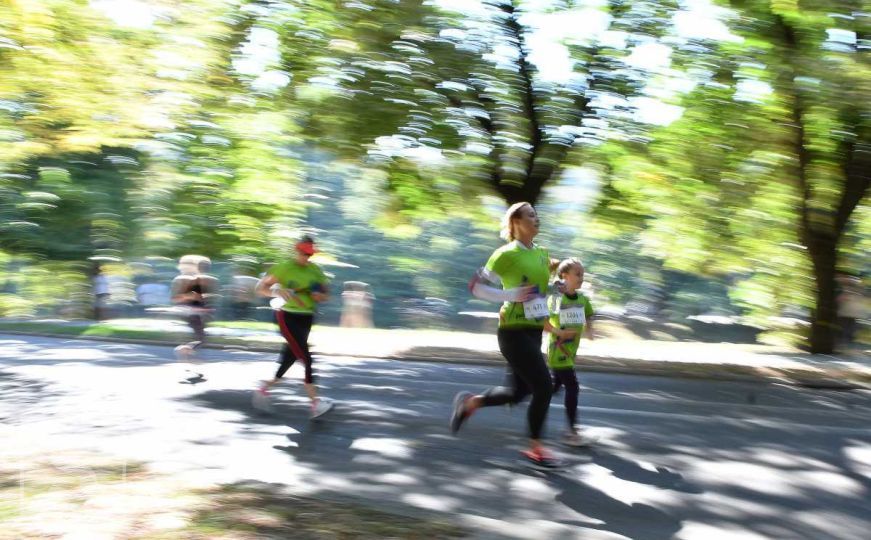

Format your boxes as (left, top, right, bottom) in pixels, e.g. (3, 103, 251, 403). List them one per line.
(253, 236, 333, 418)
(547, 258, 596, 447)
(172, 256, 217, 365)
(451, 202, 563, 469)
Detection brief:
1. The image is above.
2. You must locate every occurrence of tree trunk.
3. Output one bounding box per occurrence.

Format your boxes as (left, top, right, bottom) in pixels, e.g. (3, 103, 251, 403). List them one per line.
(807, 237, 838, 353)
(495, 180, 544, 207)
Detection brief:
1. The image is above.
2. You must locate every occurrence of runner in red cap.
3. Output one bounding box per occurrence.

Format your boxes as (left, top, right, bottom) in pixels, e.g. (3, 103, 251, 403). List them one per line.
(252, 235, 333, 418)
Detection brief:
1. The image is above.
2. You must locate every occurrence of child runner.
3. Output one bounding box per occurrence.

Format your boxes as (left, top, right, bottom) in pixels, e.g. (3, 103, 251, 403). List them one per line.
(252, 236, 333, 418)
(547, 258, 596, 447)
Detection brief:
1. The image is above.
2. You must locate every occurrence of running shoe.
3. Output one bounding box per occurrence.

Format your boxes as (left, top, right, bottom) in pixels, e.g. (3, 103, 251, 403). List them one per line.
(521, 447, 564, 470)
(310, 398, 334, 419)
(450, 391, 474, 434)
(562, 430, 597, 448)
(174, 344, 193, 361)
(251, 386, 273, 413)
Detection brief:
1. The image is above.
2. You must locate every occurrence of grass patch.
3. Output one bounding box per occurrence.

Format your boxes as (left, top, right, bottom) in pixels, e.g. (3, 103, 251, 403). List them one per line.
(1, 456, 465, 539)
(0, 320, 171, 342)
(0, 321, 86, 336)
(82, 325, 170, 341)
(210, 320, 275, 331)
(160, 482, 466, 540)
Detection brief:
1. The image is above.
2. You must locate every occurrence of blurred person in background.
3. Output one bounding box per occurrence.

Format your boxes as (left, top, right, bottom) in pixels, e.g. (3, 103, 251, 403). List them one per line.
(91, 264, 110, 320)
(252, 236, 333, 418)
(172, 256, 218, 369)
(228, 274, 259, 321)
(135, 276, 171, 315)
(547, 258, 596, 447)
(451, 202, 564, 469)
(340, 281, 374, 328)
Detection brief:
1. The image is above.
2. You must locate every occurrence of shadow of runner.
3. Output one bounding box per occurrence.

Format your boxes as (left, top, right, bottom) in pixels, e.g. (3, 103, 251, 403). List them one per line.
(590, 449, 703, 494)
(549, 471, 683, 540)
(182, 388, 311, 427)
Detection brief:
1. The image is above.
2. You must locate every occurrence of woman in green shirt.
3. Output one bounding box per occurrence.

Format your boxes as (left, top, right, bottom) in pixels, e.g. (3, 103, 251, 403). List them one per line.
(450, 202, 562, 469)
(253, 236, 333, 418)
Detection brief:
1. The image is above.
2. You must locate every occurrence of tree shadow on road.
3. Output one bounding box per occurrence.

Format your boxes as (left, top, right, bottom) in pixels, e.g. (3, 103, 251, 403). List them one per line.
(182, 382, 703, 539)
(0, 368, 60, 422)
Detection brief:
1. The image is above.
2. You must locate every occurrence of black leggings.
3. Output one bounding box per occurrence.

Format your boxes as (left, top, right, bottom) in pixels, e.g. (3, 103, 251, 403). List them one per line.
(480, 328, 553, 440)
(275, 311, 314, 384)
(552, 368, 579, 428)
(185, 314, 206, 348)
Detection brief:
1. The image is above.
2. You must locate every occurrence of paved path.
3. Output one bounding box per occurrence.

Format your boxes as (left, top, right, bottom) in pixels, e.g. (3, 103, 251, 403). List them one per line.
(3, 318, 870, 387)
(3, 335, 871, 539)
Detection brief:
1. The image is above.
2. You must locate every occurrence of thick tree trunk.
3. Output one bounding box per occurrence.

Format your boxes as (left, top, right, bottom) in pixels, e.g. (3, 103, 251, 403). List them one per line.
(494, 178, 543, 206)
(807, 237, 838, 353)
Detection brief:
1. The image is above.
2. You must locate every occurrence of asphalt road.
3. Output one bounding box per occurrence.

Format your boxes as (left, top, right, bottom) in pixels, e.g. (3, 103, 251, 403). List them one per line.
(2, 334, 870, 539)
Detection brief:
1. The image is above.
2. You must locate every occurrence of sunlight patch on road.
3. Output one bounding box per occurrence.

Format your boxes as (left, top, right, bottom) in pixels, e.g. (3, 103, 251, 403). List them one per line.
(692, 457, 864, 498)
(379, 473, 418, 485)
(843, 442, 871, 480)
(677, 522, 769, 540)
(350, 437, 413, 459)
(578, 463, 681, 507)
(401, 492, 459, 512)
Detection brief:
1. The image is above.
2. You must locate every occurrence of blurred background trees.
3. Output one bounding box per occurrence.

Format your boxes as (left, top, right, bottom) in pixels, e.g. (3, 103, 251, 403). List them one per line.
(0, 0, 867, 353)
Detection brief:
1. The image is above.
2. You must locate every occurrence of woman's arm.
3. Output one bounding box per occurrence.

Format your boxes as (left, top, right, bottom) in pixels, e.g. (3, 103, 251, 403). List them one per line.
(311, 282, 329, 303)
(469, 268, 535, 302)
(255, 275, 283, 298)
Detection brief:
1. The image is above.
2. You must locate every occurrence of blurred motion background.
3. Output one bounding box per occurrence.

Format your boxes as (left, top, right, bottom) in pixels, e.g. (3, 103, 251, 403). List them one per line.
(0, 0, 867, 353)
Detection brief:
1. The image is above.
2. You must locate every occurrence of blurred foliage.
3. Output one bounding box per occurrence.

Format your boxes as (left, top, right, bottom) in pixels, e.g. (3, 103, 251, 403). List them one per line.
(0, 0, 867, 351)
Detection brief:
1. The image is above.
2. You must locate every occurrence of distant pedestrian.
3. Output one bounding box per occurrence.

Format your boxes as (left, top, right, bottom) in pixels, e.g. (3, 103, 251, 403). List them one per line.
(92, 265, 110, 321)
(171, 256, 217, 370)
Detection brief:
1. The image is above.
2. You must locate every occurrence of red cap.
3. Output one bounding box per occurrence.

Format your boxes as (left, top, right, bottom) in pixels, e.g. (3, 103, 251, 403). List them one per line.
(296, 240, 317, 255)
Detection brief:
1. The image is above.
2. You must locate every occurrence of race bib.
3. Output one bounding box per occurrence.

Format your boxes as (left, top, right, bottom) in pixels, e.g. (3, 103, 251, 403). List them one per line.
(523, 296, 549, 319)
(560, 307, 586, 326)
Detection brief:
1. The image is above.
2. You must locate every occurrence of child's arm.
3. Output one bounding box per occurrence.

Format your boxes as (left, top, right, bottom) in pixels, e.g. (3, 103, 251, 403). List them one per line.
(584, 318, 595, 340)
(544, 319, 577, 340)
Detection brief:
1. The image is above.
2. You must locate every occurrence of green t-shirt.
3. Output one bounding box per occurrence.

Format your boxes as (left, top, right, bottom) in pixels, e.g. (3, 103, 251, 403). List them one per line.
(484, 241, 551, 329)
(547, 292, 594, 369)
(269, 260, 329, 314)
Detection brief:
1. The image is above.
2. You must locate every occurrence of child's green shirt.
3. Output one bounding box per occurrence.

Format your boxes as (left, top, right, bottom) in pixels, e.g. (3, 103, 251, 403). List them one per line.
(546, 292, 594, 369)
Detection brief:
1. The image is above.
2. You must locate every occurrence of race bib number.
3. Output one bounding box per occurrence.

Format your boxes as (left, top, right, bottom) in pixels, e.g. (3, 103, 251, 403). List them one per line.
(560, 307, 586, 326)
(523, 296, 549, 319)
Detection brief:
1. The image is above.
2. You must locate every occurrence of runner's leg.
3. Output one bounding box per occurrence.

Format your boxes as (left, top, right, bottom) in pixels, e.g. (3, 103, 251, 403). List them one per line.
(554, 368, 579, 428)
(456, 329, 551, 438)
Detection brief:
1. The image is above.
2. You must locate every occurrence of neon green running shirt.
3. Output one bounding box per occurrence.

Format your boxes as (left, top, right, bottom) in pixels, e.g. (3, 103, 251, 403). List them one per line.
(483, 241, 552, 329)
(546, 292, 594, 369)
(269, 260, 329, 314)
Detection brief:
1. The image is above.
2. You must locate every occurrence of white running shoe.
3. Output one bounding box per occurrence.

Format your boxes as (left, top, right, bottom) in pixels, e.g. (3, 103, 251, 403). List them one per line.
(174, 344, 193, 361)
(562, 430, 597, 447)
(251, 387, 273, 413)
(310, 398, 334, 419)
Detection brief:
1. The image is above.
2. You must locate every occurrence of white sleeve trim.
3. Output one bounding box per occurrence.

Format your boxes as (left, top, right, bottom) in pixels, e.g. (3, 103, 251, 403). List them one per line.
(471, 281, 522, 302)
(469, 267, 527, 303)
(478, 266, 502, 286)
